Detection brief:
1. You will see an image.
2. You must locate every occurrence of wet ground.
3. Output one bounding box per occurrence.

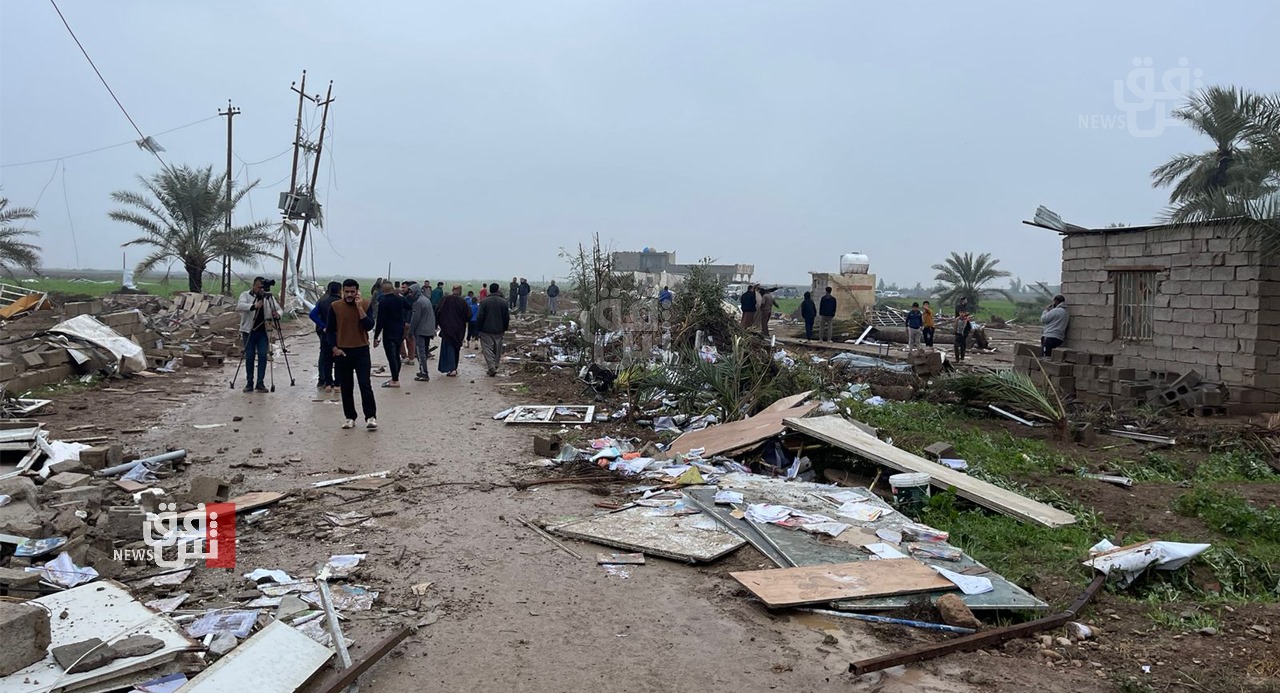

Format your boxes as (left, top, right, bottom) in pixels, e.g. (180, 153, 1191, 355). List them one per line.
(87, 321, 1110, 692)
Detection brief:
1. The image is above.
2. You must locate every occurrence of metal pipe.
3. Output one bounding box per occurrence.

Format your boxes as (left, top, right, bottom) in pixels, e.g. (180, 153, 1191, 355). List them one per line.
(848, 572, 1106, 675)
(802, 608, 976, 635)
(94, 449, 187, 477)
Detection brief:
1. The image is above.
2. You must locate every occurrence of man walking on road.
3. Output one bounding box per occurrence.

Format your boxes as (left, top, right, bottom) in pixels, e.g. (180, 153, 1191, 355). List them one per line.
(409, 283, 436, 382)
(546, 280, 560, 314)
(236, 276, 279, 393)
(818, 286, 837, 342)
(436, 285, 470, 377)
(477, 282, 511, 377)
(309, 280, 341, 392)
(373, 280, 409, 388)
(327, 279, 377, 430)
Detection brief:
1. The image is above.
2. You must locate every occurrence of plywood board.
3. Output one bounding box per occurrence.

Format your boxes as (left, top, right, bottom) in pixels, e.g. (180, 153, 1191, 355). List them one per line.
(668, 403, 819, 457)
(550, 506, 745, 563)
(759, 390, 814, 414)
(0, 580, 198, 693)
(784, 415, 1076, 528)
(730, 558, 953, 608)
(178, 491, 287, 521)
(178, 621, 332, 692)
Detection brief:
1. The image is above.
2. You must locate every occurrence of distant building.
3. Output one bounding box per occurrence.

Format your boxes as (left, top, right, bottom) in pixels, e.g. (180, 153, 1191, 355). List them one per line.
(612, 249, 754, 288)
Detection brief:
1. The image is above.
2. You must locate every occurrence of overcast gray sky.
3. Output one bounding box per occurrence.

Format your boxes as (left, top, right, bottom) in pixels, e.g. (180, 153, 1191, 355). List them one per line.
(2, 1, 1277, 287)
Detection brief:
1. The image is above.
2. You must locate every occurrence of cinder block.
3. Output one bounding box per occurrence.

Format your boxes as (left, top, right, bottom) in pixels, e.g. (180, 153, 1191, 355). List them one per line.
(19, 352, 44, 369)
(182, 353, 205, 368)
(0, 602, 51, 675)
(924, 442, 957, 460)
(533, 434, 561, 457)
(1013, 343, 1040, 358)
(1042, 362, 1074, 377)
(186, 476, 230, 504)
(0, 362, 16, 381)
(44, 471, 91, 490)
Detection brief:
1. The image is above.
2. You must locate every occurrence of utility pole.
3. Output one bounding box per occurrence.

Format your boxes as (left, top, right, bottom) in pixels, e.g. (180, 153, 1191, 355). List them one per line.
(294, 81, 334, 276)
(279, 71, 308, 309)
(218, 100, 240, 296)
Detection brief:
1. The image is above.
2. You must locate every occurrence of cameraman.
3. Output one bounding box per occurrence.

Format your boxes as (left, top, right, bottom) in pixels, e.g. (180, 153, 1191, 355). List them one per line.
(236, 276, 279, 393)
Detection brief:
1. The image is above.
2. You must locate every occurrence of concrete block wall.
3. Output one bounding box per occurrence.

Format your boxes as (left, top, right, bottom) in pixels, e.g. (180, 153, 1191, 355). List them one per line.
(1059, 224, 1278, 410)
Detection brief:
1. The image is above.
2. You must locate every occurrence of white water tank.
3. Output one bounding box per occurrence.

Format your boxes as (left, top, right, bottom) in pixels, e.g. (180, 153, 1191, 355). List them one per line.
(840, 252, 870, 275)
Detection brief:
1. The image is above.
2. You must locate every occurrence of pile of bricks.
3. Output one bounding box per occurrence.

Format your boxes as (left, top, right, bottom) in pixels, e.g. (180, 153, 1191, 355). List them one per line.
(1013, 343, 1232, 414)
(0, 293, 246, 394)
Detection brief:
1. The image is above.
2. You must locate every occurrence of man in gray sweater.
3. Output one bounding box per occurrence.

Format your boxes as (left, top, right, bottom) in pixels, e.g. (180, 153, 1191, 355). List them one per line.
(1041, 295, 1070, 357)
(409, 285, 437, 382)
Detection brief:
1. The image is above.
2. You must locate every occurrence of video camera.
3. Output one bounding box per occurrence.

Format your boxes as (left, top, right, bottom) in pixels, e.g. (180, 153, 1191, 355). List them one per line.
(260, 278, 276, 291)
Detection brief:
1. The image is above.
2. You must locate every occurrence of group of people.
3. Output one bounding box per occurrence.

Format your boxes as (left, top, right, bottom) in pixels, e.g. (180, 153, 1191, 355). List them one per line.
(296, 277, 512, 430)
(798, 287, 839, 342)
(902, 300, 974, 360)
(738, 284, 779, 337)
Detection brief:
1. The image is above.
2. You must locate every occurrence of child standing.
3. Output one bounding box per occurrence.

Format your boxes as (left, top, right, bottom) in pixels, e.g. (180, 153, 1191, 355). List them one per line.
(954, 311, 972, 361)
(905, 302, 924, 351)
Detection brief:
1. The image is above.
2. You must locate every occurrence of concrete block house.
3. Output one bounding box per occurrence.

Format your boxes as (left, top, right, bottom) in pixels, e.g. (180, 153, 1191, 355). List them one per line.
(1027, 217, 1280, 413)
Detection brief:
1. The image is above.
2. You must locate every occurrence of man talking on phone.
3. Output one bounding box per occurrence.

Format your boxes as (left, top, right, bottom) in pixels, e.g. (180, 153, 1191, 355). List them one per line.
(326, 279, 378, 430)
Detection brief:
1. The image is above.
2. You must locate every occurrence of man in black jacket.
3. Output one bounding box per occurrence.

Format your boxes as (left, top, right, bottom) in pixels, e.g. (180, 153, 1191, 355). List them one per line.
(818, 287, 837, 342)
(309, 281, 341, 392)
(477, 283, 511, 377)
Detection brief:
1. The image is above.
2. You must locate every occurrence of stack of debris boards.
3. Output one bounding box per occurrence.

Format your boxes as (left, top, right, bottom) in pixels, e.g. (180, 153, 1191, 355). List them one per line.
(1014, 343, 1230, 415)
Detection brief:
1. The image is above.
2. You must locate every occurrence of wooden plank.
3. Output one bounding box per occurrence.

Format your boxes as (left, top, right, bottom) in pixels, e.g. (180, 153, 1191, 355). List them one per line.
(179, 491, 287, 520)
(179, 621, 332, 692)
(668, 403, 819, 457)
(784, 416, 1076, 528)
(730, 558, 953, 608)
(758, 390, 814, 415)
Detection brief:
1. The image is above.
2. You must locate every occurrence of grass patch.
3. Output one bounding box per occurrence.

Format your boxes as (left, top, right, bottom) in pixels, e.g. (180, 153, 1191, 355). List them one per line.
(1174, 487, 1280, 543)
(837, 399, 1280, 606)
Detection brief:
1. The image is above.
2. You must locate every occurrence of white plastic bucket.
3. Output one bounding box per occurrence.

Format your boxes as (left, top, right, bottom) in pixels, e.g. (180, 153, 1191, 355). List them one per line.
(889, 472, 931, 513)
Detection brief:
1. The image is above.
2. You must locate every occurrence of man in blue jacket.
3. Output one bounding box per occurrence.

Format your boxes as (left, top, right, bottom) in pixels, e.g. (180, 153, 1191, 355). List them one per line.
(906, 302, 924, 351)
(308, 281, 342, 392)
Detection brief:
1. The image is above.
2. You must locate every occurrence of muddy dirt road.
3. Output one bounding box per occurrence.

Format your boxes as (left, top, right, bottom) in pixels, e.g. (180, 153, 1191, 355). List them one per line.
(118, 325, 1103, 692)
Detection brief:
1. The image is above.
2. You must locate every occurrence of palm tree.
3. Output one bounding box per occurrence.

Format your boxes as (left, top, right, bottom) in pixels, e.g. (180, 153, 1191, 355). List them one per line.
(110, 165, 276, 293)
(1152, 86, 1278, 221)
(930, 252, 1011, 311)
(0, 195, 41, 275)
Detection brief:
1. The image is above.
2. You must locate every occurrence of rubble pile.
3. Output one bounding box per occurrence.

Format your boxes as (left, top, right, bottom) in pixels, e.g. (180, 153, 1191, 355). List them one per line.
(0, 293, 245, 397)
(1015, 344, 1232, 415)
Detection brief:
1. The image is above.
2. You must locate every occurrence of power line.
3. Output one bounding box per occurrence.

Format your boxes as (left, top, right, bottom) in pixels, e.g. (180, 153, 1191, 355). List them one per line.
(0, 115, 218, 168)
(60, 163, 81, 268)
(49, 0, 166, 168)
(234, 146, 293, 167)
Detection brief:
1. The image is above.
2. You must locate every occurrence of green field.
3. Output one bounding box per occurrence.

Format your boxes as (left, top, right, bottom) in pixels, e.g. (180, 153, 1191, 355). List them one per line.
(770, 296, 1030, 321)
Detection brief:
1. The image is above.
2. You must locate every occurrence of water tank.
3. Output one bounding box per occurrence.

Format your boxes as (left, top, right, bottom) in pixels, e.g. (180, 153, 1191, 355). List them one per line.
(840, 252, 870, 275)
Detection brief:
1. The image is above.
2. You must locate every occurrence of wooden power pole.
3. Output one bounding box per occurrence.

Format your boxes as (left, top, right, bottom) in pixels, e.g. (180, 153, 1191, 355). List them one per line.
(279, 71, 308, 309)
(218, 100, 240, 296)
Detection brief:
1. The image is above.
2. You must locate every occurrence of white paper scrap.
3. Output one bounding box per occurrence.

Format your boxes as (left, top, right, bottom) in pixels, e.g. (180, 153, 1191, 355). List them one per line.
(931, 565, 994, 595)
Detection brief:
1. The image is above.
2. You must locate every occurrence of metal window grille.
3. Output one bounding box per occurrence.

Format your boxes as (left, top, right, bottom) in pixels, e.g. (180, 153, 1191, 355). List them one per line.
(1114, 271, 1156, 340)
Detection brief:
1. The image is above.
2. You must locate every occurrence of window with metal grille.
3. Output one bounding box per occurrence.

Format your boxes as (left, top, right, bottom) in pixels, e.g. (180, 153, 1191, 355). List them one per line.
(1114, 271, 1156, 340)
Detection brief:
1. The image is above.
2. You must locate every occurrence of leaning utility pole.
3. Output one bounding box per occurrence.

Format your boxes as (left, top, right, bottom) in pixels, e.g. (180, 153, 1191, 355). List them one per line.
(294, 81, 334, 276)
(278, 71, 308, 309)
(218, 100, 240, 296)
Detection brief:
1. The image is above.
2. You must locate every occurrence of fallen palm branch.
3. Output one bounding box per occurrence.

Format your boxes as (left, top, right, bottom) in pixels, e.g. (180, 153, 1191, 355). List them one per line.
(936, 369, 1068, 436)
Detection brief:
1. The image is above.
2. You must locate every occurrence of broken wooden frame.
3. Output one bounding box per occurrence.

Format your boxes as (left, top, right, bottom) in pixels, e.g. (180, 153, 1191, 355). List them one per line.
(503, 405, 596, 425)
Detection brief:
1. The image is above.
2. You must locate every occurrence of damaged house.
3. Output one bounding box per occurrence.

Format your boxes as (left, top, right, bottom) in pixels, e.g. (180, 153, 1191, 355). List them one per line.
(1030, 216, 1280, 413)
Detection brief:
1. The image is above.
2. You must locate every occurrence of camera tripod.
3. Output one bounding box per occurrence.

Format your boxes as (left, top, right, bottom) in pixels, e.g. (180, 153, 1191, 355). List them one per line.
(229, 291, 296, 391)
